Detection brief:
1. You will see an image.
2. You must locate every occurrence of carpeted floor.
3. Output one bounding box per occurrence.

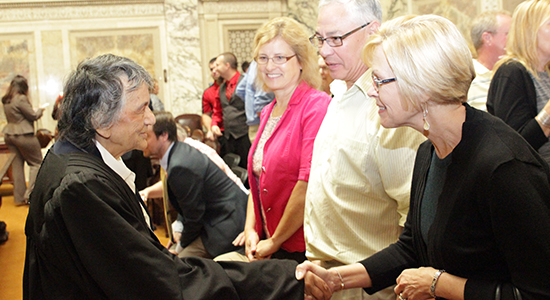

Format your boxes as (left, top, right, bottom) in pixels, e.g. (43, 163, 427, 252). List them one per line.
(0, 184, 28, 300)
(0, 184, 169, 300)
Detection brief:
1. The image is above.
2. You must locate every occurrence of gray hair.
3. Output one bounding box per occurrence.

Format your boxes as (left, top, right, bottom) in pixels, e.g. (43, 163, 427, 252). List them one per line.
(57, 54, 153, 149)
(470, 10, 511, 51)
(319, 0, 382, 25)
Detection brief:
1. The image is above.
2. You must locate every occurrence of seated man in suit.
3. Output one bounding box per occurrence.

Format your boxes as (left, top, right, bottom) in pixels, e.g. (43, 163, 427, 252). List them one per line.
(144, 111, 248, 259)
(24, 53, 324, 300)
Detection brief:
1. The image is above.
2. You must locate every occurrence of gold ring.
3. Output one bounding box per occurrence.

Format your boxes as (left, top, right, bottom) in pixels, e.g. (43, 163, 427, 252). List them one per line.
(399, 293, 407, 300)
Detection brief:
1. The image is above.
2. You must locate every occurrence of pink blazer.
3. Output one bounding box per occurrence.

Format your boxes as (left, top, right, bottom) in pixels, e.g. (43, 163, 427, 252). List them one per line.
(247, 81, 330, 252)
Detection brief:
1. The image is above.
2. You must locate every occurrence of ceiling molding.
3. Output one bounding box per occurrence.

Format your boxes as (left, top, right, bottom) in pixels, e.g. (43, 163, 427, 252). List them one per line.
(0, 0, 164, 9)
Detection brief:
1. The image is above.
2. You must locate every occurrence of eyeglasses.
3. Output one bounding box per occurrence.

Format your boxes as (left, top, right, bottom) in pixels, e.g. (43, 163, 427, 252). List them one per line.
(309, 22, 371, 48)
(256, 55, 296, 65)
(372, 74, 396, 90)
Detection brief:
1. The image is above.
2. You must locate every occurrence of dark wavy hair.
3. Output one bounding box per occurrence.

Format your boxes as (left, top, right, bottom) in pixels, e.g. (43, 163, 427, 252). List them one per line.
(2, 75, 29, 104)
(152, 111, 177, 143)
(57, 54, 152, 149)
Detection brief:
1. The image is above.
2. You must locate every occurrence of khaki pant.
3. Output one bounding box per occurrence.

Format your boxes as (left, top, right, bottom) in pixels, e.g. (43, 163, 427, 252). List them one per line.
(214, 250, 249, 262)
(4, 134, 42, 205)
(174, 236, 213, 259)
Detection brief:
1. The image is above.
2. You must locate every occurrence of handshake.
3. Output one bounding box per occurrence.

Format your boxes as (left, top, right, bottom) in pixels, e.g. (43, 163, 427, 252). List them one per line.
(295, 261, 445, 300)
(295, 261, 344, 300)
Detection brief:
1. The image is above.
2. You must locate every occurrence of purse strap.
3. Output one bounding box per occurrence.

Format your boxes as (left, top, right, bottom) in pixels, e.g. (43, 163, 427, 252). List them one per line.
(495, 285, 522, 300)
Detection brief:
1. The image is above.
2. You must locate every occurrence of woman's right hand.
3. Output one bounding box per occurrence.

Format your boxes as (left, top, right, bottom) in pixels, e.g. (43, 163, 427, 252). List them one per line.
(244, 230, 260, 261)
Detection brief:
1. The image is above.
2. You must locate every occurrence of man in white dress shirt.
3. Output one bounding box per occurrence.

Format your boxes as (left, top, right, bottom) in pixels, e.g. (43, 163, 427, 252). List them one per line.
(304, 1, 426, 299)
(468, 10, 511, 111)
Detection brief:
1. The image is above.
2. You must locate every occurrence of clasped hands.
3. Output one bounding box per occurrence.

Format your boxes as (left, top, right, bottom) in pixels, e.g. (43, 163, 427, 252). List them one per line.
(295, 261, 439, 300)
(232, 230, 281, 261)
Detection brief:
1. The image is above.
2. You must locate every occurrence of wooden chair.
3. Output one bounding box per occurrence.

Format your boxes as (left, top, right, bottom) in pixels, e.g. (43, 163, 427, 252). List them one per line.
(36, 128, 53, 148)
(175, 114, 203, 141)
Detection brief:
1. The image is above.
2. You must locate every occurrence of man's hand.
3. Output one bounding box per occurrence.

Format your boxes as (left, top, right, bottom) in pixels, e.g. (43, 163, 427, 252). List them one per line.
(296, 261, 333, 300)
(166, 232, 182, 255)
(138, 189, 149, 204)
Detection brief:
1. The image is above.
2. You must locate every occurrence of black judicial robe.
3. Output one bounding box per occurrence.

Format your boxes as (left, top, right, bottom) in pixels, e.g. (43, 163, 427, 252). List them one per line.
(23, 140, 303, 300)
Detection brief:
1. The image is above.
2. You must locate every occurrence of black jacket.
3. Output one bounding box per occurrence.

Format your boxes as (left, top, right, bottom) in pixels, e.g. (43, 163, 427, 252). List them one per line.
(166, 141, 247, 256)
(361, 105, 550, 299)
(24, 139, 302, 300)
(487, 60, 548, 150)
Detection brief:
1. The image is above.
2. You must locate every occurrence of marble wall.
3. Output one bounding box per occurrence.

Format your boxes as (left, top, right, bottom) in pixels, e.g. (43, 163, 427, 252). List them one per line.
(165, 0, 204, 115)
(0, 0, 525, 132)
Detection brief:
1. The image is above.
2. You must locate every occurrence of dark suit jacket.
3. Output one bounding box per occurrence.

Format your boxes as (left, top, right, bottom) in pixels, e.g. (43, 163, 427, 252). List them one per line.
(24, 139, 303, 300)
(2, 94, 43, 135)
(166, 141, 247, 257)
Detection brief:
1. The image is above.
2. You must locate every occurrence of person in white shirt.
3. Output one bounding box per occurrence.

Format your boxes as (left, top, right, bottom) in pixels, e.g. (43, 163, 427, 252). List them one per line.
(467, 10, 512, 111)
(305, 1, 426, 299)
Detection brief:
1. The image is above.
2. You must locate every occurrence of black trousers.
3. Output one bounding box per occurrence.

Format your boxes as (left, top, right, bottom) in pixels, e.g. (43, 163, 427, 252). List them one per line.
(219, 134, 251, 170)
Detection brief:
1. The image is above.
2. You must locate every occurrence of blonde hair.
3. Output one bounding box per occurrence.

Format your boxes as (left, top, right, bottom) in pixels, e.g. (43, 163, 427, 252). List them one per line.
(253, 17, 321, 90)
(494, 0, 550, 78)
(363, 15, 475, 111)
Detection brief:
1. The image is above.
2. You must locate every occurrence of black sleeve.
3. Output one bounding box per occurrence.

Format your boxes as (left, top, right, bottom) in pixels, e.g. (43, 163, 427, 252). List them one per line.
(218, 259, 305, 300)
(487, 62, 548, 150)
(359, 213, 420, 294)
(464, 159, 550, 300)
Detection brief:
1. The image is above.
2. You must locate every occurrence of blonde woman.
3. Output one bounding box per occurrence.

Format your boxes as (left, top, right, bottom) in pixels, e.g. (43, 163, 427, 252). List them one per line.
(297, 15, 550, 300)
(488, 0, 550, 164)
(224, 17, 331, 263)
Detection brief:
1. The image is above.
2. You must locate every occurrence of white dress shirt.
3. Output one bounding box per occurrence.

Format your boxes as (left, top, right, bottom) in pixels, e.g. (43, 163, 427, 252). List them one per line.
(95, 140, 151, 229)
(467, 59, 491, 111)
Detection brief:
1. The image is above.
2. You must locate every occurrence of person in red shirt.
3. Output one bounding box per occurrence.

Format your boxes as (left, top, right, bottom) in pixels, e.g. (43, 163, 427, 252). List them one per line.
(202, 57, 224, 141)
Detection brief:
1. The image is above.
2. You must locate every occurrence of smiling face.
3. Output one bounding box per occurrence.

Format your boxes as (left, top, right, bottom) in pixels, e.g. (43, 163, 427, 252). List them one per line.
(367, 46, 422, 130)
(96, 82, 155, 158)
(209, 61, 220, 81)
(316, 3, 371, 87)
(257, 36, 302, 98)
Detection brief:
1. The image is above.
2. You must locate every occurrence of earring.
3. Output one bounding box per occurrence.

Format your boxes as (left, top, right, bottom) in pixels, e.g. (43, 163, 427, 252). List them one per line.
(423, 105, 430, 131)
